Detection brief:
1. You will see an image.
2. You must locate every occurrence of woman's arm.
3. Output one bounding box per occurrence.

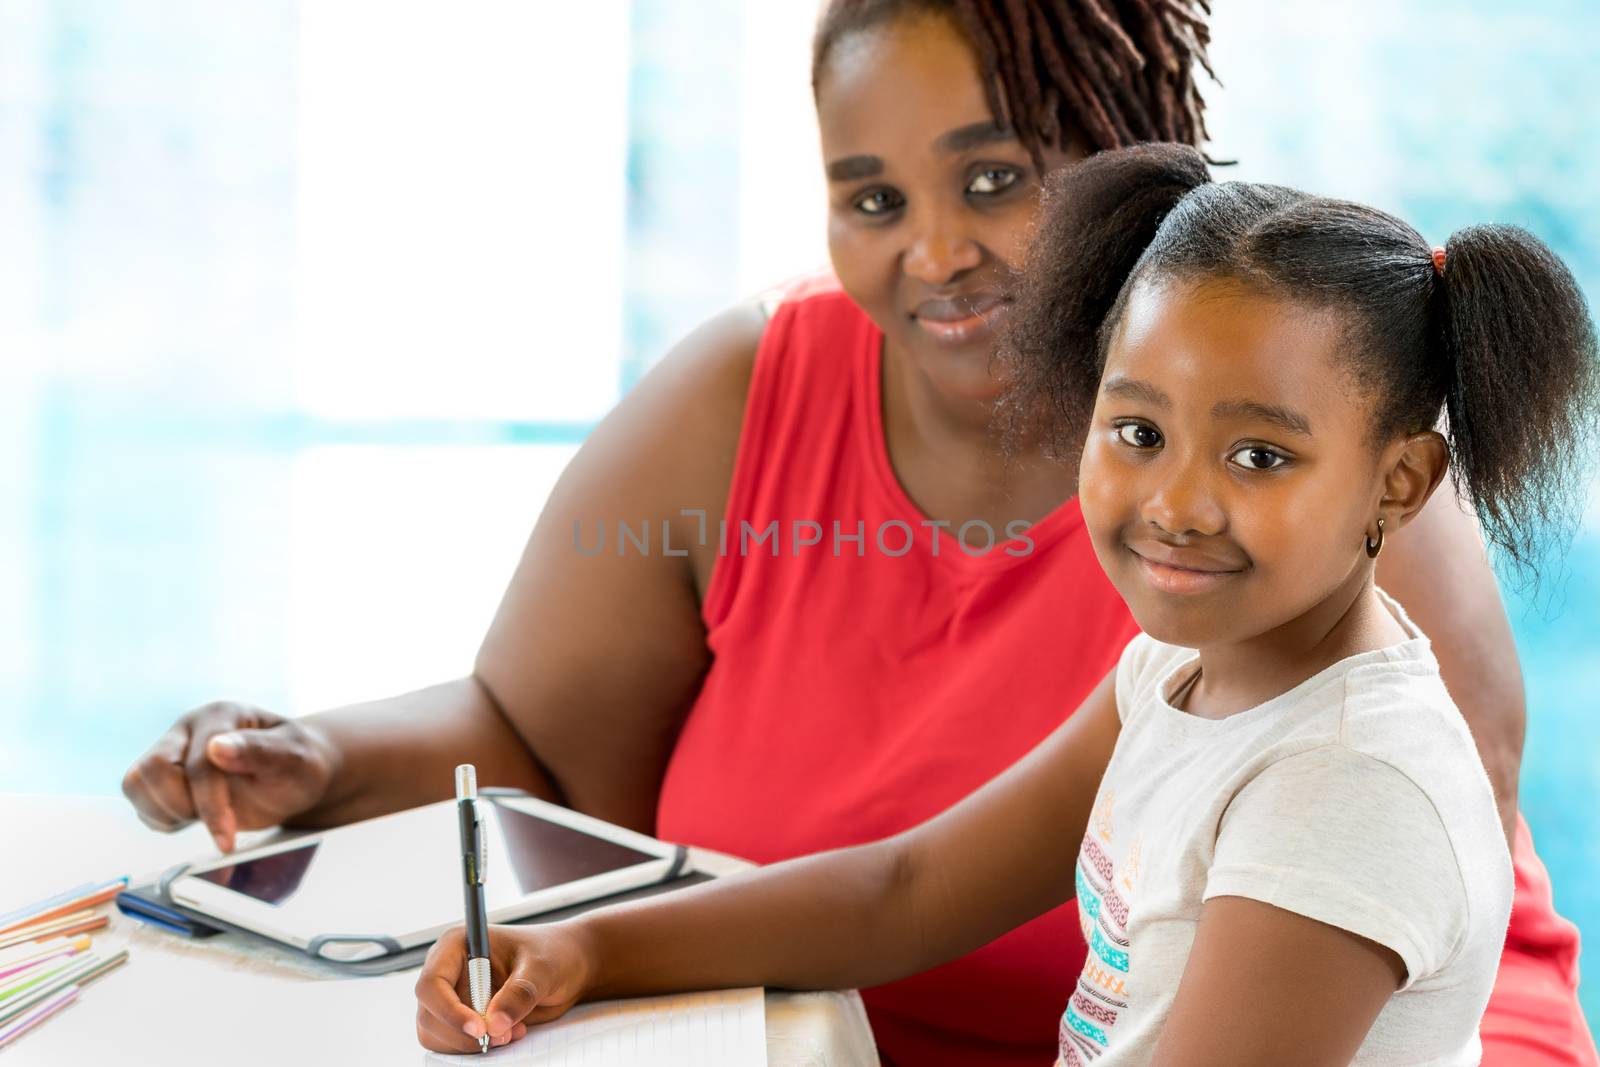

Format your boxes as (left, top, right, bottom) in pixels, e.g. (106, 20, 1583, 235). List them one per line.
(466, 303, 762, 830)
(415, 670, 1123, 1050)
(1375, 481, 1525, 845)
(124, 302, 767, 845)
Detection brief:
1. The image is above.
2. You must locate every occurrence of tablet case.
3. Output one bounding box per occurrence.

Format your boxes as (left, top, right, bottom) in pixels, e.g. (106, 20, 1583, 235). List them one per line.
(114, 789, 708, 975)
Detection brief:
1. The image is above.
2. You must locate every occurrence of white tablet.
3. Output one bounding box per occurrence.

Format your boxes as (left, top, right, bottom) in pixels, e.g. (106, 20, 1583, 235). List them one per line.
(168, 794, 683, 961)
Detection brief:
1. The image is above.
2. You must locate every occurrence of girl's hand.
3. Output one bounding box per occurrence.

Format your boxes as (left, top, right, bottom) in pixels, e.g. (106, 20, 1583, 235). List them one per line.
(414, 923, 595, 1052)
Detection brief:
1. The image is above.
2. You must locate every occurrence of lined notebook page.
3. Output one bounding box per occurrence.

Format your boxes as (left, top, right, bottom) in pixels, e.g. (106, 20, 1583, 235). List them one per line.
(427, 988, 766, 1066)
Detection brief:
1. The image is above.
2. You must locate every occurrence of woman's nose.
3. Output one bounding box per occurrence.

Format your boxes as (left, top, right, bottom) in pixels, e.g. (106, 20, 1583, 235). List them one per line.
(902, 213, 981, 286)
(1140, 466, 1226, 538)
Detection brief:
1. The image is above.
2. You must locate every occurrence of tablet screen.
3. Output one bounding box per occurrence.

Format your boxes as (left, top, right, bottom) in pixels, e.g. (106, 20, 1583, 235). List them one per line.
(194, 840, 320, 904)
(194, 800, 659, 908)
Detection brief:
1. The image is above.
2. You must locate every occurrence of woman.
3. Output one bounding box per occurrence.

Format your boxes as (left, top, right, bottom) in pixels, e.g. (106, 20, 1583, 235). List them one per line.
(122, 3, 1593, 1064)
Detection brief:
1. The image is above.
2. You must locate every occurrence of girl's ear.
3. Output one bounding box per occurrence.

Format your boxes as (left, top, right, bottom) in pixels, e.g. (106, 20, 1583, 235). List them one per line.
(1378, 430, 1451, 531)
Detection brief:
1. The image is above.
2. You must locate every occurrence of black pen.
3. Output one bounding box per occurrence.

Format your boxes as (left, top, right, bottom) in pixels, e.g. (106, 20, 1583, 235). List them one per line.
(455, 764, 492, 1054)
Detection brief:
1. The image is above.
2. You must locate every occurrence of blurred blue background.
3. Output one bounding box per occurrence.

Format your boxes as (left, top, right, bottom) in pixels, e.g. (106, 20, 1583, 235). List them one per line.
(1, 0, 1596, 1029)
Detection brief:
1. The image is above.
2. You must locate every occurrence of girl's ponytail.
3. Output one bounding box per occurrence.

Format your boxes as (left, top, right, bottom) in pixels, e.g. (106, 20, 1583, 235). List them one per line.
(1000, 143, 1595, 578)
(1433, 225, 1600, 572)
(999, 142, 1210, 456)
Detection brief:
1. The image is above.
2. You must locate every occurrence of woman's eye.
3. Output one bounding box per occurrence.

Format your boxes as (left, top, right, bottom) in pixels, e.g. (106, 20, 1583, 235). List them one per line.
(1116, 423, 1162, 449)
(853, 188, 905, 216)
(1229, 446, 1288, 471)
(967, 167, 1020, 195)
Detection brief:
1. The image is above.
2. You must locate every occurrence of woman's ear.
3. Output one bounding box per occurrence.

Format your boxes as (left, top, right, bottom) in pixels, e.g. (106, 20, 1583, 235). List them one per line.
(1378, 430, 1450, 530)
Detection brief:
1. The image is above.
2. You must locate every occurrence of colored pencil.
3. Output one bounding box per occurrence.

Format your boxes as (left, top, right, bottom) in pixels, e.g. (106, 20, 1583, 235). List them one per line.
(0, 882, 97, 928)
(0, 880, 127, 937)
(0, 955, 82, 1004)
(0, 985, 79, 1050)
(0, 878, 135, 1048)
(0, 936, 90, 980)
(0, 911, 108, 952)
(27, 915, 110, 942)
(0, 952, 103, 1028)
(71, 947, 127, 989)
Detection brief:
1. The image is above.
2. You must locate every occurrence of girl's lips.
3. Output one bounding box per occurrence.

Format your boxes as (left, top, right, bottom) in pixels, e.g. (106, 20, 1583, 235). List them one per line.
(1130, 549, 1246, 596)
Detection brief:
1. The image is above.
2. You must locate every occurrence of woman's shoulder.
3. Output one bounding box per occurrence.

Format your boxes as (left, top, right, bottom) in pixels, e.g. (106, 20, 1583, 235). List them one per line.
(611, 297, 768, 463)
(614, 270, 858, 456)
(644, 272, 859, 430)
(595, 274, 862, 585)
(758, 271, 874, 344)
(557, 298, 767, 586)
(761, 270, 851, 311)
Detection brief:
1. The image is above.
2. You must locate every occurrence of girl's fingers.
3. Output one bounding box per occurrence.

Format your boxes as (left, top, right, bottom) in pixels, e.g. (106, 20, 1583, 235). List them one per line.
(416, 1009, 484, 1054)
(417, 928, 562, 1049)
(485, 943, 579, 1037)
(420, 987, 486, 1042)
(415, 932, 485, 1040)
(416, 1009, 527, 1053)
(484, 968, 545, 1038)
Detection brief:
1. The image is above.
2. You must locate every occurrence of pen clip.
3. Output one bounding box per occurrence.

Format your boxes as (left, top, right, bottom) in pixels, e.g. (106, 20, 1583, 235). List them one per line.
(475, 810, 488, 884)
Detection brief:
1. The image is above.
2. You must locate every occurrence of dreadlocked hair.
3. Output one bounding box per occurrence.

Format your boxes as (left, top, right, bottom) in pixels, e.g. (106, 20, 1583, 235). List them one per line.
(812, 0, 1214, 168)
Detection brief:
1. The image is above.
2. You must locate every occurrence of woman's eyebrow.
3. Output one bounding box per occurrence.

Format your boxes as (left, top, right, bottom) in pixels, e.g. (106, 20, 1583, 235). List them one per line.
(1211, 397, 1313, 436)
(934, 120, 1015, 154)
(825, 122, 1016, 182)
(826, 155, 882, 181)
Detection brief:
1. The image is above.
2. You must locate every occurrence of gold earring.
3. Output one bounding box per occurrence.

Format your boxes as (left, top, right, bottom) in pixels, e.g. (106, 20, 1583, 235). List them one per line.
(1365, 517, 1386, 560)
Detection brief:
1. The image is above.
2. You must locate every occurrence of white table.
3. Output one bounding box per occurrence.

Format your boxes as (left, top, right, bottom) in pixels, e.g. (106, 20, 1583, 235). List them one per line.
(0, 795, 879, 1066)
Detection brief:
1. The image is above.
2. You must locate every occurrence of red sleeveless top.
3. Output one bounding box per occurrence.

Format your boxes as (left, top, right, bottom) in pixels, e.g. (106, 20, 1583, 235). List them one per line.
(656, 276, 1138, 1066)
(655, 277, 1591, 1067)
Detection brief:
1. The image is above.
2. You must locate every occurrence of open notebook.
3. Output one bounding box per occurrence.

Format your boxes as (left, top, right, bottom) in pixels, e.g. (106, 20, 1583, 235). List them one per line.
(425, 987, 766, 1066)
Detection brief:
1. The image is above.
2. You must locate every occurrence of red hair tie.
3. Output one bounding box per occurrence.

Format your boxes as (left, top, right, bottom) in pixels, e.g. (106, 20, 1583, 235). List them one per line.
(1431, 246, 1447, 275)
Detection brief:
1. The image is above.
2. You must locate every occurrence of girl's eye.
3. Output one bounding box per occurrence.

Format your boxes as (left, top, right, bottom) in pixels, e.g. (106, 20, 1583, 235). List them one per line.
(1229, 446, 1289, 471)
(967, 167, 1020, 195)
(1116, 423, 1162, 449)
(853, 188, 905, 216)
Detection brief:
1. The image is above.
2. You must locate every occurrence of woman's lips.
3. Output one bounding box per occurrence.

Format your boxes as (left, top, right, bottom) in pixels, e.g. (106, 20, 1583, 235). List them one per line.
(1128, 545, 1247, 596)
(912, 294, 1009, 346)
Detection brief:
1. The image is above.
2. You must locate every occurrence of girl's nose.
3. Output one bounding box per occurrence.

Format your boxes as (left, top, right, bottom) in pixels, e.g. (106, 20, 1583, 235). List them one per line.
(1140, 469, 1226, 538)
(902, 214, 982, 286)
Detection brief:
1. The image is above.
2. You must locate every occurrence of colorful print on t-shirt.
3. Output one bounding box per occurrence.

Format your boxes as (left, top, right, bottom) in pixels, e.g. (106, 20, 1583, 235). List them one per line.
(1061, 788, 1132, 1064)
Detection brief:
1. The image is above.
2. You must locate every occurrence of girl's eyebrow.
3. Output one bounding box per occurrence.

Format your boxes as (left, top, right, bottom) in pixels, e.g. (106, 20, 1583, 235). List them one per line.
(1211, 398, 1313, 437)
(1102, 377, 1313, 436)
(1101, 376, 1170, 407)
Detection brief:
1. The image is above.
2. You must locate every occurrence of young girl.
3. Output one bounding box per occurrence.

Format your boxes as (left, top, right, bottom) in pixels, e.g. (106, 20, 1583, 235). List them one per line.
(413, 144, 1598, 1064)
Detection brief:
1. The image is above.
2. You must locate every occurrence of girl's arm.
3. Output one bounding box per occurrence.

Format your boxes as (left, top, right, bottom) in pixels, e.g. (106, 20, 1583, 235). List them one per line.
(1150, 896, 1405, 1066)
(415, 669, 1123, 1052)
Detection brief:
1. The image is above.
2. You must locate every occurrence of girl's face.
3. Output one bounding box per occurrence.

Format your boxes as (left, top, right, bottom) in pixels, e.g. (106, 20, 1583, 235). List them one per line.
(1078, 276, 1391, 649)
(813, 15, 1081, 404)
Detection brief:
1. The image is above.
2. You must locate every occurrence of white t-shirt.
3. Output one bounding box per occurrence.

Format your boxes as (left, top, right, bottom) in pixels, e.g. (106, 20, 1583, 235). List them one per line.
(1059, 592, 1513, 1066)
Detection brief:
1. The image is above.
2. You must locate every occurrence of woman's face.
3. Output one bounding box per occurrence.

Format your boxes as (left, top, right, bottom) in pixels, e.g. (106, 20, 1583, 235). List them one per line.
(814, 15, 1080, 404)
